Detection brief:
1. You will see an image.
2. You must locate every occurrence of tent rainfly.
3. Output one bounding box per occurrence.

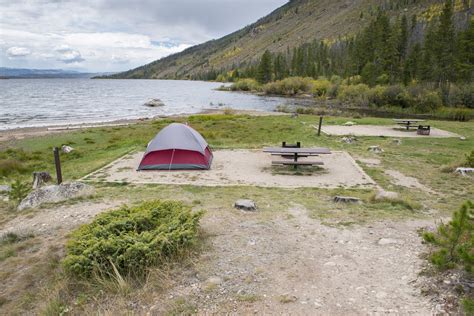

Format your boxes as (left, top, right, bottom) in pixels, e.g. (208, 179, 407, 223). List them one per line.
(137, 123, 213, 170)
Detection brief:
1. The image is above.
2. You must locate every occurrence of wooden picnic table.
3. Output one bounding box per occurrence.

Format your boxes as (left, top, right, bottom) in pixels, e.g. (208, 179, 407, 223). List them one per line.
(393, 119, 425, 130)
(263, 147, 331, 169)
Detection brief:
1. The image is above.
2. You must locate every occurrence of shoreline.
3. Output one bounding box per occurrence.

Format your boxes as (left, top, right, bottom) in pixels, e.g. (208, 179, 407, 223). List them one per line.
(0, 109, 287, 143)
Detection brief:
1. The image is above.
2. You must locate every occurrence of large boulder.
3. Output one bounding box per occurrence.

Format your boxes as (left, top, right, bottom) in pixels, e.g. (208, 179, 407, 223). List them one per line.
(18, 182, 94, 210)
(143, 98, 165, 107)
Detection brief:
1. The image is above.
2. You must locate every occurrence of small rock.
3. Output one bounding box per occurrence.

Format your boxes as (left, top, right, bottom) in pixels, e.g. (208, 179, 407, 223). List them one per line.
(460, 136, 466, 140)
(143, 98, 165, 107)
(341, 136, 356, 144)
(374, 189, 399, 201)
(61, 145, 74, 153)
(377, 238, 399, 245)
(455, 167, 474, 176)
(206, 276, 223, 285)
(0, 185, 11, 194)
(392, 139, 402, 145)
(290, 112, 299, 118)
(234, 199, 257, 211)
(333, 196, 361, 203)
(368, 145, 384, 153)
(343, 121, 356, 126)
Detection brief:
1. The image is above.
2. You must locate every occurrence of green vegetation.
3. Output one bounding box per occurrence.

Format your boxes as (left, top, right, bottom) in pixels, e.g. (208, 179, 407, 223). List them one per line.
(63, 200, 203, 278)
(423, 201, 474, 271)
(423, 201, 474, 313)
(466, 150, 474, 167)
(8, 180, 30, 206)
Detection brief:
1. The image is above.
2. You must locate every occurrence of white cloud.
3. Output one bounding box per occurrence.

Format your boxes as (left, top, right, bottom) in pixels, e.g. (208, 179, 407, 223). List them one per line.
(0, 0, 287, 71)
(6, 46, 31, 57)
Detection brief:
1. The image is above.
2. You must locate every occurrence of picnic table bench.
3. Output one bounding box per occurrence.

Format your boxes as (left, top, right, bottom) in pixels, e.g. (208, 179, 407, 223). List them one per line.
(393, 119, 425, 130)
(263, 147, 331, 169)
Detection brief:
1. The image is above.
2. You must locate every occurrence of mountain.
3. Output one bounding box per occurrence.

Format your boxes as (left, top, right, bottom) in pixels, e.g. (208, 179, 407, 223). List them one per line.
(107, 0, 470, 80)
(0, 67, 112, 79)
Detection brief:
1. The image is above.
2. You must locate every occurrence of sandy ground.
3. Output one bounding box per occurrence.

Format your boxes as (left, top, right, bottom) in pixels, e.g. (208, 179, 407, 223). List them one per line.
(322, 125, 460, 138)
(84, 150, 376, 189)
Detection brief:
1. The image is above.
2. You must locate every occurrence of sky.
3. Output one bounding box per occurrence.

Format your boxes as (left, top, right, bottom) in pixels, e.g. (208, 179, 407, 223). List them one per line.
(0, 0, 288, 73)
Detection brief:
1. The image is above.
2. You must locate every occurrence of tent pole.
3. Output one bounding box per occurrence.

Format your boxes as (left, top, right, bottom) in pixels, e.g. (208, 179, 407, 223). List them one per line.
(169, 149, 175, 171)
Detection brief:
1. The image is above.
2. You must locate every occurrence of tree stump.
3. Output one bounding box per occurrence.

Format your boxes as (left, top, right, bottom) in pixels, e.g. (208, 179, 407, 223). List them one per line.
(32, 172, 52, 189)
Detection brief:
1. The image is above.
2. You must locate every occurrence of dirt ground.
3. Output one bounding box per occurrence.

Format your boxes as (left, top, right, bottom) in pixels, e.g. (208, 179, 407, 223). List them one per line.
(321, 125, 461, 138)
(0, 199, 439, 314)
(84, 150, 376, 189)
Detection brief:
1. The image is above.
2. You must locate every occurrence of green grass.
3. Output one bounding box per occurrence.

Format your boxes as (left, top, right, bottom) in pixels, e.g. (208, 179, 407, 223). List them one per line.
(1, 113, 473, 216)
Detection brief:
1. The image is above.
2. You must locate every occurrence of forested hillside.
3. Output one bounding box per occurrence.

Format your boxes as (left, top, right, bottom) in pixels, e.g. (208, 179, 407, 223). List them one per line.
(105, 0, 472, 80)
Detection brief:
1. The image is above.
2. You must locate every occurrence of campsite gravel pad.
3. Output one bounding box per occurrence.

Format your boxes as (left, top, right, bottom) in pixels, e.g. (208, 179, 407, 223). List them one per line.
(84, 150, 375, 189)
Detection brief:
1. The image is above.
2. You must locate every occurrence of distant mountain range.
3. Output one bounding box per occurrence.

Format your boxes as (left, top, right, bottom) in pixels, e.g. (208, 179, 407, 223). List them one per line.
(0, 67, 114, 79)
(106, 0, 465, 80)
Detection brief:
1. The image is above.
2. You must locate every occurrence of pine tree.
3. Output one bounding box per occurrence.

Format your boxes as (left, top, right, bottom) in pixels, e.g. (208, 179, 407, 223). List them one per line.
(456, 20, 474, 82)
(257, 50, 273, 83)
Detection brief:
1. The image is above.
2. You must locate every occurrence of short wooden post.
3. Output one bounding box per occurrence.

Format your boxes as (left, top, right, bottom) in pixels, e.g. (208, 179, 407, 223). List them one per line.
(53, 147, 63, 185)
(317, 116, 323, 136)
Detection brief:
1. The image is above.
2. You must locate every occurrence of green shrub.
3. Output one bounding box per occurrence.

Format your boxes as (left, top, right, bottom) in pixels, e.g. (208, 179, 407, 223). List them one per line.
(337, 83, 370, 107)
(63, 200, 204, 278)
(230, 78, 260, 92)
(367, 85, 387, 107)
(311, 78, 332, 97)
(8, 179, 30, 205)
(449, 84, 474, 108)
(263, 77, 313, 95)
(466, 151, 474, 168)
(423, 201, 474, 272)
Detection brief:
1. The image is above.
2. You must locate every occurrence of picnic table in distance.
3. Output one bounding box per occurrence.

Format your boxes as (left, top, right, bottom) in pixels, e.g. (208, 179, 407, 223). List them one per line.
(393, 118, 425, 130)
(263, 146, 331, 169)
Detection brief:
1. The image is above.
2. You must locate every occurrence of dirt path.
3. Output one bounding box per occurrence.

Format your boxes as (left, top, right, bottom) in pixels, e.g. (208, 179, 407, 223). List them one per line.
(151, 204, 435, 315)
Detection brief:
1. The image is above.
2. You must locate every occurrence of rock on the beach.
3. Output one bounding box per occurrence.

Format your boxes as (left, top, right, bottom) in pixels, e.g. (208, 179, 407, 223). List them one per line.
(234, 199, 257, 211)
(374, 189, 400, 201)
(18, 182, 94, 211)
(61, 145, 74, 153)
(143, 98, 165, 107)
(334, 196, 361, 203)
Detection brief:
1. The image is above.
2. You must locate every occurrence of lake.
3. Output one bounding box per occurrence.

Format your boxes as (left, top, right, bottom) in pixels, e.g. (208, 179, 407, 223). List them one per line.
(0, 79, 297, 130)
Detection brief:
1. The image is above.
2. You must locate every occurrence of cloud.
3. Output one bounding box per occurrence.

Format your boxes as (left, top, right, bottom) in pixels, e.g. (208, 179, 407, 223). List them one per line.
(0, 0, 288, 71)
(6, 46, 31, 57)
(57, 48, 85, 64)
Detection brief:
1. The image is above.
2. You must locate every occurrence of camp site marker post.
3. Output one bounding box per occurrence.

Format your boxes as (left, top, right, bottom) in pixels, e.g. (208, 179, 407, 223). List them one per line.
(317, 116, 323, 136)
(53, 147, 63, 185)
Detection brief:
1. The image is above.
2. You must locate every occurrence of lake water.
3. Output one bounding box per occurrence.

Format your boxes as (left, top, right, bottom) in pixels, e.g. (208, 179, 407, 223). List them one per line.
(0, 79, 297, 130)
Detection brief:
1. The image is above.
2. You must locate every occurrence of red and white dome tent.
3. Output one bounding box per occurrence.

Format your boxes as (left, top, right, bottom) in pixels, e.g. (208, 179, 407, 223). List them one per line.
(137, 123, 213, 170)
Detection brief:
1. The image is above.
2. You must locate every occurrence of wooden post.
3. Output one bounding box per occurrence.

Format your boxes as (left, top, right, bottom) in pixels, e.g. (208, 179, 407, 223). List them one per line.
(53, 147, 63, 185)
(317, 116, 323, 136)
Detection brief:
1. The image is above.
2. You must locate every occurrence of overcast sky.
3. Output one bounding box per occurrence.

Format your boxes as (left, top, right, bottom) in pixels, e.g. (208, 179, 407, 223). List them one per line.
(0, 0, 288, 72)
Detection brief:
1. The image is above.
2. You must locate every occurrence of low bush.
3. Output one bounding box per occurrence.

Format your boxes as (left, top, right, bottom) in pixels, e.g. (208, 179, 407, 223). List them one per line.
(8, 179, 30, 205)
(229, 78, 260, 92)
(63, 200, 204, 278)
(449, 84, 474, 109)
(311, 78, 332, 97)
(337, 83, 370, 107)
(466, 151, 474, 168)
(262, 77, 313, 95)
(423, 201, 474, 272)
